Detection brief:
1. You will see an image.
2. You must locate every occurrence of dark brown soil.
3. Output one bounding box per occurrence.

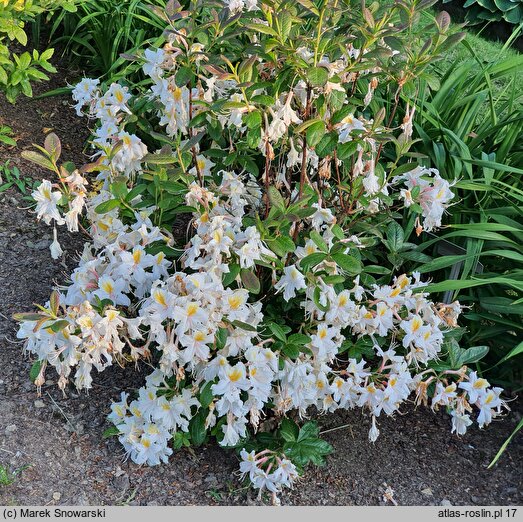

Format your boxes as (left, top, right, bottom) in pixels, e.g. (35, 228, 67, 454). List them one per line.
(0, 64, 521, 507)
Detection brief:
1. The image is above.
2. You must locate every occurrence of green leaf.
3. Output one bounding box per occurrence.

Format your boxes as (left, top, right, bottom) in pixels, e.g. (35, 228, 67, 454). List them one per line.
(282, 343, 300, 359)
(94, 199, 120, 214)
(231, 320, 258, 332)
(279, 418, 299, 442)
(386, 221, 404, 252)
(461, 345, 489, 365)
(110, 180, 128, 199)
(29, 360, 43, 383)
(315, 132, 338, 158)
(309, 231, 328, 252)
(246, 23, 279, 37)
(300, 252, 327, 272)
(142, 153, 176, 165)
(306, 121, 326, 148)
(492, 341, 523, 368)
(175, 66, 193, 87)
(288, 333, 312, 345)
(268, 186, 286, 212)
(244, 110, 262, 129)
(331, 253, 361, 274)
(189, 409, 207, 447)
(103, 426, 121, 439)
(488, 417, 523, 469)
(297, 421, 319, 442)
(222, 264, 240, 287)
(199, 381, 214, 409)
(44, 133, 61, 162)
(269, 236, 295, 257)
(215, 327, 228, 351)
(13, 27, 28, 46)
(337, 141, 359, 160)
(307, 67, 329, 86)
(446, 339, 489, 369)
(425, 277, 523, 294)
(283, 421, 333, 469)
(240, 268, 261, 294)
(268, 322, 287, 342)
(13, 312, 47, 322)
(21, 150, 55, 171)
(48, 319, 70, 333)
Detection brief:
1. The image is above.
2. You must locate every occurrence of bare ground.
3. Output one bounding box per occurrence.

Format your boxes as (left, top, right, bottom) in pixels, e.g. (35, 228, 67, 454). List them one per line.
(0, 67, 521, 507)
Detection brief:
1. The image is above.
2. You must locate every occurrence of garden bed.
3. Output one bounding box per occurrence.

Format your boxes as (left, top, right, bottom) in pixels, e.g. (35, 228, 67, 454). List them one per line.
(0, 64, 522, 507)
(2, 1, 523, 506)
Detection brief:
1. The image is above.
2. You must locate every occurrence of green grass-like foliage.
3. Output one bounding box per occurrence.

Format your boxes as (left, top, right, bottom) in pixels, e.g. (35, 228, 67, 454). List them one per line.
(48, 0, 167, 80)
(409, 35, 523, 389)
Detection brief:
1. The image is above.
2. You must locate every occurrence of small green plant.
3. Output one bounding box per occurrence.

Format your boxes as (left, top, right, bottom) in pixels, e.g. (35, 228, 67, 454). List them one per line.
(0, 125, 17, 146)
(0, 0, 77, 103)
(0, 464, 29, 487)
(0, 161, 39, 198)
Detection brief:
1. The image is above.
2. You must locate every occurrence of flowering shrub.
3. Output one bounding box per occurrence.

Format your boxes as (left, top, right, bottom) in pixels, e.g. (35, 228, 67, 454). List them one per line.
(16, 0, 508, 503)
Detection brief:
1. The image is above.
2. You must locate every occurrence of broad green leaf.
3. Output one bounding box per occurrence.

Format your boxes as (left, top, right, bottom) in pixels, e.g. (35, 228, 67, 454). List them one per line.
(310, 231, 328, 252)
(268, 322, 287, 342)
(279, 418, 299, 442)
(222, 264, 240, 287)
(189, 410, 208, 447)
(94, 199, 120, 214)
(21, 150, 55, 171)
(306, 120, 326, 148)
(199, 381, 214, 409)
(29, 360, 43, 383)
(231, 320, 258, 332)
(268, 186, 286, 212)
(331, 253, 361, 274)
(307, 67, 329, 86)
(103, 426, 121, 439)
(240, 268, 261, 294)
(300, 252, 327, 272)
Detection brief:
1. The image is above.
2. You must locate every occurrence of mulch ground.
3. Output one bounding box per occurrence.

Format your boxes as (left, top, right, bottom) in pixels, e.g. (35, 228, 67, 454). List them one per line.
(0, 62, 521, 507)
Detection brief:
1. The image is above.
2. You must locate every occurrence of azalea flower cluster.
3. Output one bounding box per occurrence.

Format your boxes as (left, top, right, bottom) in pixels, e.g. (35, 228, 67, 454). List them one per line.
(107, 372, 198, 466)
(432, 371, 505, 436)
(394, 166, 455, 232)
(240, 448, 299, 502)
(32, 170, 88, 259)
(72, 78, 148, 179)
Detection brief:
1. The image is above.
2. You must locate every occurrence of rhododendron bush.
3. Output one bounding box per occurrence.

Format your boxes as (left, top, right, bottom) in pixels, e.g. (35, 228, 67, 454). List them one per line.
(15, 0, 507, 503)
